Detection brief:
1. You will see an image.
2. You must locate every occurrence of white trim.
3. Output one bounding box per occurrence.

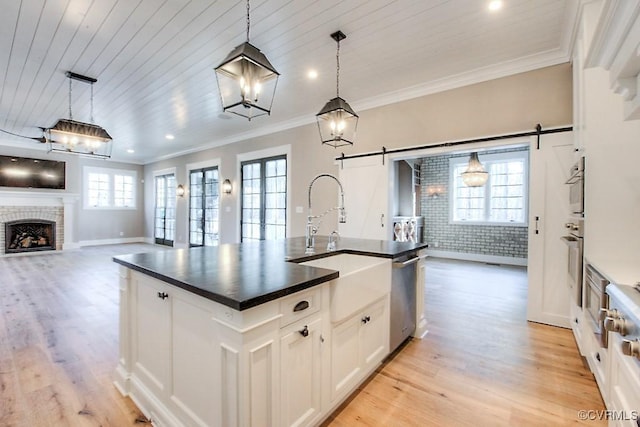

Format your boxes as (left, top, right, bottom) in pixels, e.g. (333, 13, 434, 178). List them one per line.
(425, 250, 527, 267)
(185, 159, 221, 246)
(152, 167, 177, 178)
(83, 166, 138, 210)
(78, 236, 146, 247)
(448, 150, 529, 226)
(236, 145, 292, 243)
(185, 158, 221, 173)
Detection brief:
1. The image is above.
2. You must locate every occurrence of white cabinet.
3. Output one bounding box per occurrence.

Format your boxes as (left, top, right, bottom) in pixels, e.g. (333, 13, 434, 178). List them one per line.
(116, 255, 394, 427)
(607, 333, 640, 426)
(330, 297, 389, 403)
(280, 315, 324, 427)
(131, 275, 171, 397)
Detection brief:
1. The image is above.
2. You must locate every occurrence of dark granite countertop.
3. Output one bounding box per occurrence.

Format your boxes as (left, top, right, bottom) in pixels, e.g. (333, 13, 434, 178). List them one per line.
(113, 236, 428, 311)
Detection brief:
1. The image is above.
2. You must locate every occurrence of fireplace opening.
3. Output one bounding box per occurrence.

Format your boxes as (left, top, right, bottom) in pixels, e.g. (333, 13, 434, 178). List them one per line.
(5, 219, 56, 254)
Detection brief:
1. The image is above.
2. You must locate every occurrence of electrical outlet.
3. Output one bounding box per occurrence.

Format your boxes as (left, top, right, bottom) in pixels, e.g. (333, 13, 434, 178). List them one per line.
(119, 231, 124, 236)
(433, 241, 439, 248)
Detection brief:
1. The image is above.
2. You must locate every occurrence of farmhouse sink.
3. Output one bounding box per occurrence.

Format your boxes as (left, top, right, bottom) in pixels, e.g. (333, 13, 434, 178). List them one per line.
(300, 254, 391, 323)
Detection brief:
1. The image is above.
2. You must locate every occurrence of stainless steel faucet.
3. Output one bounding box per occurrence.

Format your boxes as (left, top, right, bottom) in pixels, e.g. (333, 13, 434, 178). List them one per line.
(305, 174, 346, 254)
(327, 230, 340, 251)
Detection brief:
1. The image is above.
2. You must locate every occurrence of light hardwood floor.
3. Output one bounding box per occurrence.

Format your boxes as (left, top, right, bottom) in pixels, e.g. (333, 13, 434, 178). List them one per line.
(0, 246, 604, 426)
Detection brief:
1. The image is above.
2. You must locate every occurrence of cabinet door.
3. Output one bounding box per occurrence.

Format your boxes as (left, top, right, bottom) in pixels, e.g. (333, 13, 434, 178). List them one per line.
(330, 314, 362, 401)
(280, 316, 323, 427)
(132, 276, 171, 396)
(360, 298, 388, 371)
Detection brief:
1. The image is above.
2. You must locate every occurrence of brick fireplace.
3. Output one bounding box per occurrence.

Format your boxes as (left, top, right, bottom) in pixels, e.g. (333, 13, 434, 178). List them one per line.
(0, 192, 78, 255)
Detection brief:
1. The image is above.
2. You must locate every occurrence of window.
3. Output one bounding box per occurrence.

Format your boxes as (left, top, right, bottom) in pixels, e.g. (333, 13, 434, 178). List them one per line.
(189, 167, 220, 246)
(84, 167, 136, 209)
(155, 173, 176, 246)
(450, 150, 528, 225)
(241, 156, 287, 241)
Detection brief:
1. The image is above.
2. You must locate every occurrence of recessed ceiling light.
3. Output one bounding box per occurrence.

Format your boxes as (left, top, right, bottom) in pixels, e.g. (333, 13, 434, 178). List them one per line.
(307, 69, 318, 80)
(127, 149, 135, 154)
(165, 134, 175, 140)
(488, 0, 503, 11)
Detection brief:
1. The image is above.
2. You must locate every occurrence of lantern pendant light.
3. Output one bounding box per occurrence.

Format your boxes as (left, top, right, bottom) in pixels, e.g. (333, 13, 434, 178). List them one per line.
(461, 152, 489, 187)
(214, 0, 279, 121)
(316, 31, 359, 148)
(46, 71, 113, 158)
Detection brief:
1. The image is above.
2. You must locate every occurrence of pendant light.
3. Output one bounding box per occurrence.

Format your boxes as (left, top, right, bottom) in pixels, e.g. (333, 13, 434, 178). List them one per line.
(461, 152, 489, 187)
(215, 0, 279, 121)
(316, 31, 359, 148)
(46, 72, 113, 158)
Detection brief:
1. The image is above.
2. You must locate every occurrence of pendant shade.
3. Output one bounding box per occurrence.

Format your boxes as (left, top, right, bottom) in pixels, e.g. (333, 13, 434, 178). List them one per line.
(215, 42, 279, 120)
(47, 119, 113, 158)
(45, 72, 113, 158)
(316, 96, 359, 148)
(316, 30, 358, 148)
(461, 152, 489, 187)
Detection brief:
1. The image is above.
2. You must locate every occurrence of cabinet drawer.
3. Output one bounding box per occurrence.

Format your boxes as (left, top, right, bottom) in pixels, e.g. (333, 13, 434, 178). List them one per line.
(280, 287, 322, 327)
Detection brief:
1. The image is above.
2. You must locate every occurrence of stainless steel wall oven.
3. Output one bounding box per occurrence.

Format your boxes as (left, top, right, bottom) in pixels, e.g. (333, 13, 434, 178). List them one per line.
(566, 157, 585, 216)
(561, 219, 583, 306)
(585, 264, 610, 348)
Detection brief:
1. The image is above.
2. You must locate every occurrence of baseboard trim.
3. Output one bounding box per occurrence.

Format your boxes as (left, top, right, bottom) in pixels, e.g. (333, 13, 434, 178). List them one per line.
(78, 237, 146, 247)
(425, 249, 527, 266)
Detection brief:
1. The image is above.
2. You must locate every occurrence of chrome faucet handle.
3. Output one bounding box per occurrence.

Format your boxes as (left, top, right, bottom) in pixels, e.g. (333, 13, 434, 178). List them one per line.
(327, 230, 340, 251)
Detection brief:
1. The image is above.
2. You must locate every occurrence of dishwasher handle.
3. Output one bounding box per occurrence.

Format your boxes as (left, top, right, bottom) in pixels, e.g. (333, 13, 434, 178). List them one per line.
(393, 256, 420, 268)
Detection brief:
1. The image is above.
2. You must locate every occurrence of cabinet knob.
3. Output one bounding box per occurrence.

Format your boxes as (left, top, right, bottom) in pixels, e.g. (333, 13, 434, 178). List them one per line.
(599, 308, 619, 322)
(157, 292, 169, 300)
(621, 339, 640, 360)
(299, 325, 309, 337)
(604, 317, 628, 336)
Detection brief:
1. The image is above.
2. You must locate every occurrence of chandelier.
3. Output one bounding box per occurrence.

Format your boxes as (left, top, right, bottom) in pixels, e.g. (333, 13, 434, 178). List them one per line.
(45, 72, 112, 158)
(461, 152, 489, 187)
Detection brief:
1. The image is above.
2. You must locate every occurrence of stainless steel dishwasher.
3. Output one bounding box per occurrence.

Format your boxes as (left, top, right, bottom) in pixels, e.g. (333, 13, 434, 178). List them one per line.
(390, 252, 419, 352)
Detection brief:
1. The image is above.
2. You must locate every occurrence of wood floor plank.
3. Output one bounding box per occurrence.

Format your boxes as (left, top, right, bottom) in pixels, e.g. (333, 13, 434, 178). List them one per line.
(0, 246, 605, 426)
(325, 258, 605, 427)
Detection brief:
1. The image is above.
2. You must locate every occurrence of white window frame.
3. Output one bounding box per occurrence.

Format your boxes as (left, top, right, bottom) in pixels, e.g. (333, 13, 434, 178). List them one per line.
(449, 150, 529, 226)
(83, 166, 137, 210)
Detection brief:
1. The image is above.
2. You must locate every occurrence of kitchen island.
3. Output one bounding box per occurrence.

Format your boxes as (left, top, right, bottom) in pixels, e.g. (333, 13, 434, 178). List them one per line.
(113, 236, 427, 427)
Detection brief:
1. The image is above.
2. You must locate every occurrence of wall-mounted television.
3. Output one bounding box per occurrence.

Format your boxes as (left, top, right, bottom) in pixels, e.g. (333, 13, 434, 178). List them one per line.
(0, 155, 66, 190)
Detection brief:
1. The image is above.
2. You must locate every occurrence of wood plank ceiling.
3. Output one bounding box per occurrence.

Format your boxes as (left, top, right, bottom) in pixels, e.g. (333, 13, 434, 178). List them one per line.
(0, 0, 576, 164)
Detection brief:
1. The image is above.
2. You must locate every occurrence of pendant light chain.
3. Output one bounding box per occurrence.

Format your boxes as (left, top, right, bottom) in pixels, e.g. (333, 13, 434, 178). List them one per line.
(336, 38, 340, 98)
(68, 77, 73, 121)
(246, 0, 250, 42)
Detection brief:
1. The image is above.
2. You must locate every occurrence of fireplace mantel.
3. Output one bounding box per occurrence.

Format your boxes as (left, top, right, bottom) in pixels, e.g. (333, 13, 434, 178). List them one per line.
(0, 190, 79, 207)
(0, 190, 80, 251)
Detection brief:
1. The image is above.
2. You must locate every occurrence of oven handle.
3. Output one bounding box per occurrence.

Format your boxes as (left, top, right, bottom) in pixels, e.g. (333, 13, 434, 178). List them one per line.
(560, 236, 579, 247)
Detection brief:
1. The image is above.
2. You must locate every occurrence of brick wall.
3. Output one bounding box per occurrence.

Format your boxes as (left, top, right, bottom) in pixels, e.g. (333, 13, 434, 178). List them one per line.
(0, 206, 64, 254)
(420, 147, 529, 259)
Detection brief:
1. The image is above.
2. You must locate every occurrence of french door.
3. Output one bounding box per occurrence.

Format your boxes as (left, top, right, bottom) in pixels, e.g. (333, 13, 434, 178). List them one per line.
(189, 167, 220, 246)
(154, 173, 176, 246)
(241, 155, 287, 241)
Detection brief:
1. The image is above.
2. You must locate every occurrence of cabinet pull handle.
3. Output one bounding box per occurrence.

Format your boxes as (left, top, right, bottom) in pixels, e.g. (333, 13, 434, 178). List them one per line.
(157, 292, 169, 300)
(293, 300, 309, 312)
(299, 326, 309, 337)
(361, 316, 371, 324)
